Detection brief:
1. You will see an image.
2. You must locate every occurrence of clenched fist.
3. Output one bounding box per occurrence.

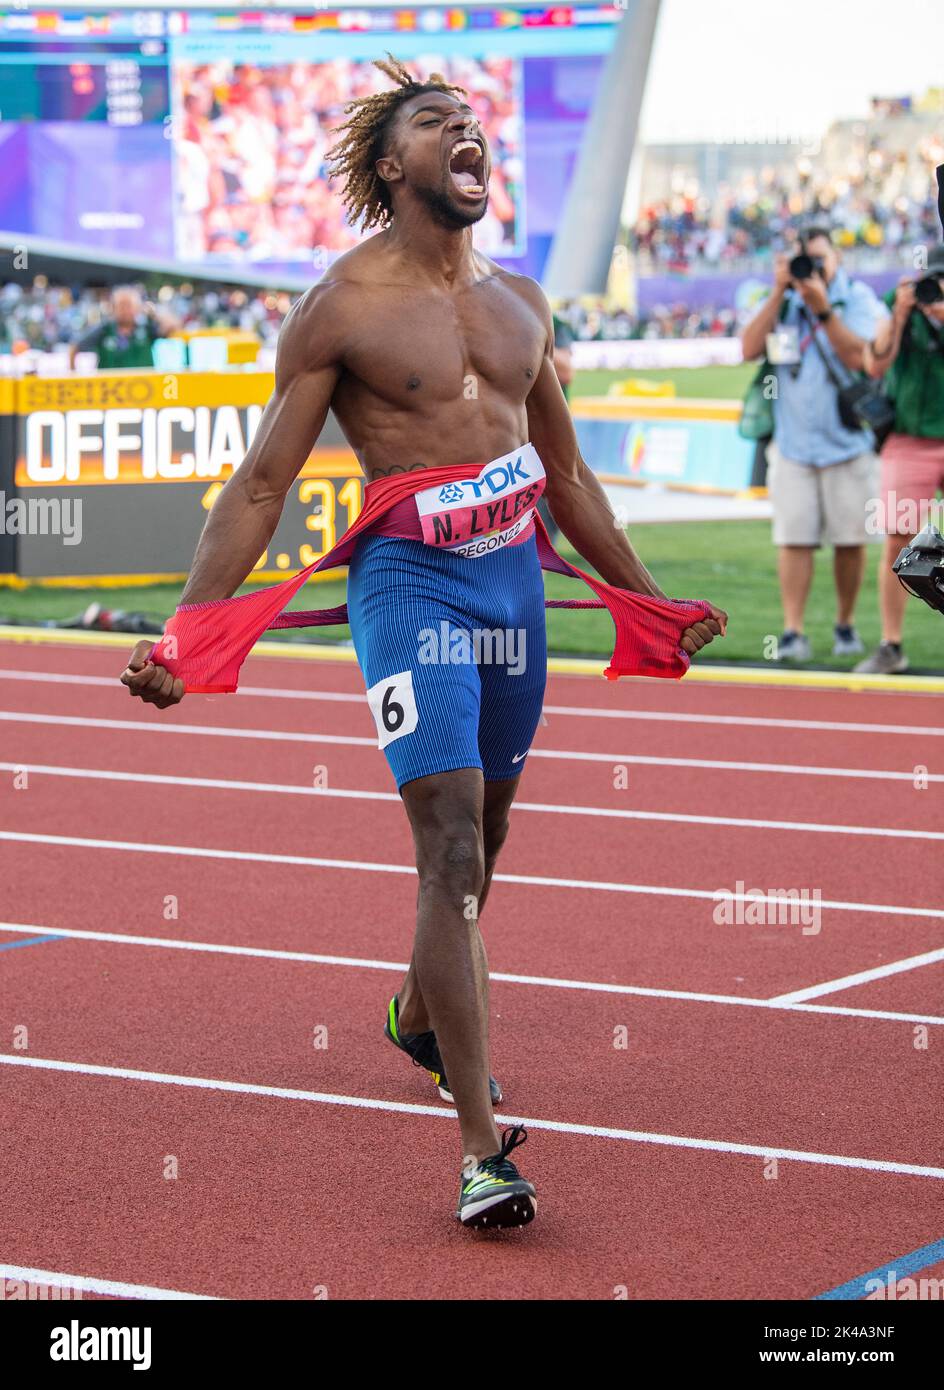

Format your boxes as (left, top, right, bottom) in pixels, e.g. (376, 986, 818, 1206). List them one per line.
(120, 639, 185, 710)
(681, 603, 728, 656)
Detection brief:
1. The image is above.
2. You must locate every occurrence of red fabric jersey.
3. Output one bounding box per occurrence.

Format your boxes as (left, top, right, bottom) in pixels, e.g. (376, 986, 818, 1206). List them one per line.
(148, 460, 712, 693)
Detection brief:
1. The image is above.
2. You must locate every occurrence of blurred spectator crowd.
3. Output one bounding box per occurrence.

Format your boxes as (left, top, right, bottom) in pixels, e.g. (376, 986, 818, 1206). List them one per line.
(631, 115, 944, 273)
(0, 278, 743, 355)
(0, 279, 293, 355)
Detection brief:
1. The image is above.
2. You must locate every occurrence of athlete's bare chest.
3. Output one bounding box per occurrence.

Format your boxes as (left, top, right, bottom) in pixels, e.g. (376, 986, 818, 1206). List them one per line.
(340, 282, 545, 405)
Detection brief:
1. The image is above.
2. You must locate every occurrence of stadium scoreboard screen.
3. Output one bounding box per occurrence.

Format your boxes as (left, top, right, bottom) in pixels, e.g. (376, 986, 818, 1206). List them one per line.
(4, 370, 363, 581)
(0, 5, 620, 280)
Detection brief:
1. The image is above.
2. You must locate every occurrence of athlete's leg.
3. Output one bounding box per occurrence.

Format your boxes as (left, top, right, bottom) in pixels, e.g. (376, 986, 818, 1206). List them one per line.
(395, 772, 518, 1042)
(400, 767, 500, 1163)
(348, 533, 482, 1044)
(396, 772, 518, 1044)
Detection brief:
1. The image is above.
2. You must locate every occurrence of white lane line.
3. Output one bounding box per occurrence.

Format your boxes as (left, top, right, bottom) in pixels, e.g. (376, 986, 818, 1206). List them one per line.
(3, 761, 939, 843)
(2, 920, 941, 1027)
(0, 1262, 219, 1301)
(0, 668, 363, 708)
(3, 1052, 942, 1181)
(0, 708, 374, 748)
(0, 709, 937, 781)
(525, 750, 941, 780)
(3, 668, 942, 738)
(2, 829, 941, 921)
(770, 947, 944, 1005)
(543, 705, 944, 737)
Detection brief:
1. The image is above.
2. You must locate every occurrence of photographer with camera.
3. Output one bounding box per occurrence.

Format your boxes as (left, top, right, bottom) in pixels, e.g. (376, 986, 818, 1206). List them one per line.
(853, 246, 944, 673)
(741, 227, 889, 661)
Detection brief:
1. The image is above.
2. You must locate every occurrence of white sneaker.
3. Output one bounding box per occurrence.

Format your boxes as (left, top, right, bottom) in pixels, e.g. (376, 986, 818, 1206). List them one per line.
(854, 642, 910, 675)
(833, 625, 865, 656)
(777, 631, 812, 662)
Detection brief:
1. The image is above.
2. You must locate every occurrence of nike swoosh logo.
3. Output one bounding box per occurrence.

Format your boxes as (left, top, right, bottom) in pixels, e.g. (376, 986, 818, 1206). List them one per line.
(511, 753, 527, 764)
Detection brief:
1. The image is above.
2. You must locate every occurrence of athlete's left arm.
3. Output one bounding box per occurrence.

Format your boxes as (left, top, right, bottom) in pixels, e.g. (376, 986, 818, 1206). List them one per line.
(520, 283, 726, 652)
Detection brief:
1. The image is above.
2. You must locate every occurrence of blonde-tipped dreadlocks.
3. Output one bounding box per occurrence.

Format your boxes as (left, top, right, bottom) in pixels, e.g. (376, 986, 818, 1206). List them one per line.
(325, 54, 466, 231)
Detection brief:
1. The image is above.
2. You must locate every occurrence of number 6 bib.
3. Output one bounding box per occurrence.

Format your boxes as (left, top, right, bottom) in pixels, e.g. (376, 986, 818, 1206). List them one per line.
(366, 669, 420, 749)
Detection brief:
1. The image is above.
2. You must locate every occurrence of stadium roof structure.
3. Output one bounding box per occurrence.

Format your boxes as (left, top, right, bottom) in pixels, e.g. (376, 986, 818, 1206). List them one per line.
(0, 230, 313, 292)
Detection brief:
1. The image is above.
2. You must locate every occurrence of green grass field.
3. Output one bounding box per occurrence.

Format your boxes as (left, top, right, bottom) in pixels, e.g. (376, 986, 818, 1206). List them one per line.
(2, 363, 940, 672)
(3, 520, 939, 673)
(570, 363, 755, 401)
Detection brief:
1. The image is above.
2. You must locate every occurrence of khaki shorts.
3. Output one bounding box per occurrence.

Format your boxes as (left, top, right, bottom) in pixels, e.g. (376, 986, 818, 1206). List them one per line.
(767, 441, 879, 547)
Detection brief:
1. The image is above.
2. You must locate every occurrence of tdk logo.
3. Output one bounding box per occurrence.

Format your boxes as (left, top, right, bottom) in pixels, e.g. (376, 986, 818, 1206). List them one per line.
(438, 456, 530, 505)
(50, 1320, 152, 1371)
(465, 456, 529, 498)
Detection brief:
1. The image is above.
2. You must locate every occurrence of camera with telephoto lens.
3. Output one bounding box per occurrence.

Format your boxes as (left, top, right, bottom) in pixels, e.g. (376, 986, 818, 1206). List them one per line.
(789, 250, 826, 281)
(914, 274, 944, 306)
(892, 524, 944, 615)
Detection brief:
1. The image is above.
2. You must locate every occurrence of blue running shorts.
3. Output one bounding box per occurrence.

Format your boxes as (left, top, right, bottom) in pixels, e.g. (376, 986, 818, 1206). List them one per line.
(347, 530, 548, 790)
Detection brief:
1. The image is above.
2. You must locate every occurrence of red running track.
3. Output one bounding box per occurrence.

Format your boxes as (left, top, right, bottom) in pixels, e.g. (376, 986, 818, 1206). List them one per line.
(1, 638, 943, 1301)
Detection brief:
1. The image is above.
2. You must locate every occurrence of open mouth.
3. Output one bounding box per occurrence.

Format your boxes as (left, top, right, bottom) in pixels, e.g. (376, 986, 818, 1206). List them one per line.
(448, 138, 486, 199)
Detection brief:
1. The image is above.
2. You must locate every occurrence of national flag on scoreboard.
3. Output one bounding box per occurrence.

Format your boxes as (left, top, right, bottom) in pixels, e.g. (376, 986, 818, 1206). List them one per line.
(293, 14, 319, 31)
(417, 8, 445, 31)
(35, 13, 59, 31)
(524, 6, 573, 24)
(446, 9, 467, 29)
(496, 10, 522, 27)
(339, 10, 372, 31)
(394, 10, 417, 29)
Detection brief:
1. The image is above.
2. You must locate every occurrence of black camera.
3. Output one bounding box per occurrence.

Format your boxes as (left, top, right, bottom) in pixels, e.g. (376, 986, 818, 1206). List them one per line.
(914, 274, 944, 306)
(789, 251, 826, 281)
(892, 523, 944, 615)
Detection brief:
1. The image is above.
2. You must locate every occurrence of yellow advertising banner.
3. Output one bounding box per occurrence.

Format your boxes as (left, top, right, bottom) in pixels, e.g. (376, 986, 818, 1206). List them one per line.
(5, 369, 363, 582)
(13, 370, 359, 487)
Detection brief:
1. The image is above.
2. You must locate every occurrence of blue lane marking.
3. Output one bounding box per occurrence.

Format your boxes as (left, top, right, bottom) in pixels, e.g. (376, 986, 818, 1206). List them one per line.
(815, 1235, 944, 1300)
(0, 935, 65, 952)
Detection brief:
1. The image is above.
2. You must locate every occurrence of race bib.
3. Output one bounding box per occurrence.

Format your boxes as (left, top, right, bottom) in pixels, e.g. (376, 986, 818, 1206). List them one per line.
(366, 669, 419, 749)
(414, 443, 545, 558)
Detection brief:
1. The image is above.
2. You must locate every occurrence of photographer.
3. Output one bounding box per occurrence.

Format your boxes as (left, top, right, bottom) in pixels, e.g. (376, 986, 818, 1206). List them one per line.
(854, 246, 944, 673)
(741, 227, 888, 661)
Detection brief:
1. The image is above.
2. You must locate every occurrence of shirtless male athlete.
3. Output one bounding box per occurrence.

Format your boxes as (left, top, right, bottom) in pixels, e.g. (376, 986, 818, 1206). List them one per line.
(121, 57, 726, 1231)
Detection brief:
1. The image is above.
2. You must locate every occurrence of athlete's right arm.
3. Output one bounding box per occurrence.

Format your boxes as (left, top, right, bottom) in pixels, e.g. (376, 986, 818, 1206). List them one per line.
(120, 284, 344, 707)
